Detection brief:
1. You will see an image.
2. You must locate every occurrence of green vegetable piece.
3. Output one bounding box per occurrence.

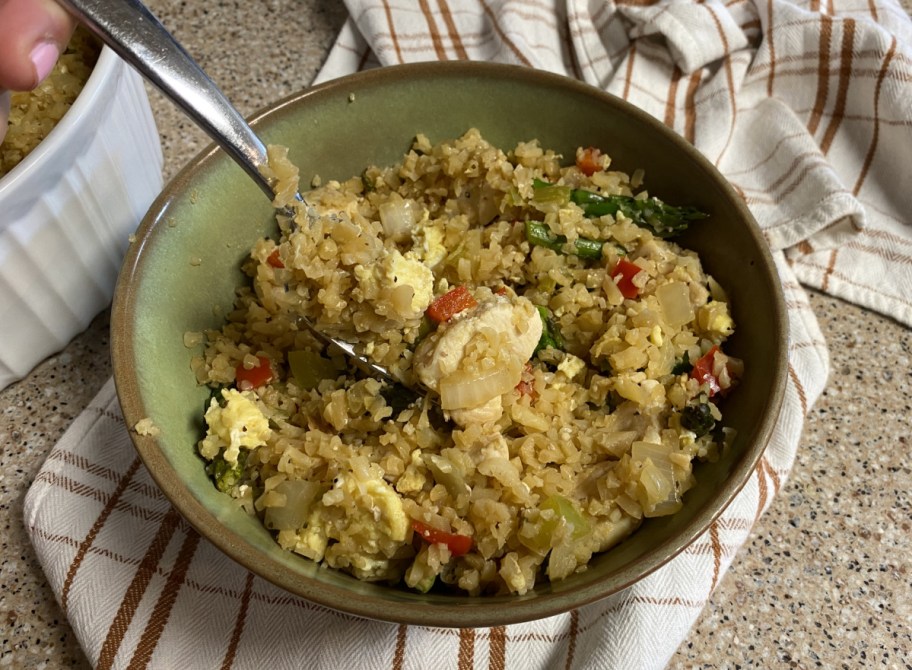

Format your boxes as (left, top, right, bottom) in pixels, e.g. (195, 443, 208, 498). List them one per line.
(570, 188, 709, 237)
(415, 315, 434, 344)
(671, 351, 692, 375)
(412, 573, 436, 594)
(535, 305, 564, 353)
(361, 170, 375, 193)
(205, 385, 227, 411)
(525, 220, 562, 253)
(680, 402, 716, 437)
(288, 349, 339, 390)
(206, 449, 248, 493)
(524, 220, 604, 261)
(570, 237, 605, 261)
(541, 495, 590, 541)
(531, 178, 571, 206)
(380, 383, 421, 414)
(519, 494, 590, 554)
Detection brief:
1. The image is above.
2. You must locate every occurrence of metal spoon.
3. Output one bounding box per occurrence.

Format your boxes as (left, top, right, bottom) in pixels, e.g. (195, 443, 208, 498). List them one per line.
(59, 0, 404, 388)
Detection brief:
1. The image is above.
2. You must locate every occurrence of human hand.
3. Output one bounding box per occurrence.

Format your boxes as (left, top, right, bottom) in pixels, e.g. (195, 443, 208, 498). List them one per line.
(0, 0, 77, 144)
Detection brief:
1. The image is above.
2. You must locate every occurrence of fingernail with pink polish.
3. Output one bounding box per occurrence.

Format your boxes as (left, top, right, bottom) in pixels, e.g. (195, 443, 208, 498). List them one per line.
(30, 41, 60, 85)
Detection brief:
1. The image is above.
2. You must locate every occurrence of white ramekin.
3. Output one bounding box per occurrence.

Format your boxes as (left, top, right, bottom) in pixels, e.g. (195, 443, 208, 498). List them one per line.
(0, 46, 163, 390)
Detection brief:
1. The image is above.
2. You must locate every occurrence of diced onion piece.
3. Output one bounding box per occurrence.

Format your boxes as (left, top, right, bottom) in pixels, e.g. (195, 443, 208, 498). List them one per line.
(639, 461, 673, 504)
(263, 479, 321, 531)
(631, 440, 674, 466)
(707, 275, 728, 302)
(602, 271, 625, 307)
(439, 362, 521, 410)
(656, 281, 694, 328)
(615, 493, 643, 519)
(424, 454, 470, 499)
(378, 194, 418, 242)
(632, 441, 681, 517)
(510, 403, 551, 432)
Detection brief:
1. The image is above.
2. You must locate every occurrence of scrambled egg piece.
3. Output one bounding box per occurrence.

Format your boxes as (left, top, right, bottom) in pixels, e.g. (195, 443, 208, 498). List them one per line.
(281, 465, 409, 579)
(415, 225, 447, 268)
(319, 465, 410, 581)
(199, 389, 271, 464)
(288, 508, 328, 561)
(366, 477, 409, 543)
(697, 300, 734, 339)
(390, 250, 435, 312)
(326, 470, 409, 549)
(133, 417, 160, 437)
(354, 248, 434, 318)
(396, 449, 428, 494)
(557, 354, 586, 380)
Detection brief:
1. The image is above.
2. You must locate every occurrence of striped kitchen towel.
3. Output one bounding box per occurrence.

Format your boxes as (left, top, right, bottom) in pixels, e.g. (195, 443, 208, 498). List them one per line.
(25, 1, 912, 669)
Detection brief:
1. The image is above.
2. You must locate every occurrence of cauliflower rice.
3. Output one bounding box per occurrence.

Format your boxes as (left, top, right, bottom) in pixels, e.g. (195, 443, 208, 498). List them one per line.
(190, 130, 742, 596)
(0, 28, 101, 178)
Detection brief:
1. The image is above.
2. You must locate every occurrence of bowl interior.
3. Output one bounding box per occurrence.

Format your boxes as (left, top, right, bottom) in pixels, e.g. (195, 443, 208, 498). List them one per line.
(112, 62, 786, 627)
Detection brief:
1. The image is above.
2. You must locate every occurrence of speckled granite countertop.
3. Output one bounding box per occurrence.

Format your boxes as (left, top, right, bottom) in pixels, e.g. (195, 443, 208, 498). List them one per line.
(1, 1, 910, 667)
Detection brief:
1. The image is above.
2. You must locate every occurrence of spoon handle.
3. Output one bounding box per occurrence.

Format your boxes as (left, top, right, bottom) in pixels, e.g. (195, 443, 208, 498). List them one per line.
(59, 0, 275, 200)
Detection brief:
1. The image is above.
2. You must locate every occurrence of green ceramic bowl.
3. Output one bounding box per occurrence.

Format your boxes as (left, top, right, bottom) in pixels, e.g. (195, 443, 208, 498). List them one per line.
(112, 61, 787, 628)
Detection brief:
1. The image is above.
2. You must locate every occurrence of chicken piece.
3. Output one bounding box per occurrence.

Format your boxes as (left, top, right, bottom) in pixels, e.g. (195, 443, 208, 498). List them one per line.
(448, 396, 503, 427)
(414, 293, 543, 422)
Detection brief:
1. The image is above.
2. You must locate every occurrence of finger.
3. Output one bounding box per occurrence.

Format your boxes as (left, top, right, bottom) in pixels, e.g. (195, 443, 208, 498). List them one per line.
(0, 90, 9, 145)
(0, 0, 78, 91)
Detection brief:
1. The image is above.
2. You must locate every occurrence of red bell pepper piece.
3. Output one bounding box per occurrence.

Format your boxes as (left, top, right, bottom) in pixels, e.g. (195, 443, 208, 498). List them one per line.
(611, 258, 643, 299)
(515, 362, 537, 399)
(235, 355, 274, 390)
(426, 285, 477, 323)
(690, 345, 722, 397)
(266, 249, 284, 268)
(576, 147, 603, 177)
(411, 519, 473, 556)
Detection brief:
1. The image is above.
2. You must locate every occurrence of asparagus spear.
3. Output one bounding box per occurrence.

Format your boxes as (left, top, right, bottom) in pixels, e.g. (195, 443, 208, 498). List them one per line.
(206, 449, 248, 493)
(570, 189, 708, 237)
(534, 305, 564, 353)
(524, 220, 606, 260)
(531, 178, 708, 238)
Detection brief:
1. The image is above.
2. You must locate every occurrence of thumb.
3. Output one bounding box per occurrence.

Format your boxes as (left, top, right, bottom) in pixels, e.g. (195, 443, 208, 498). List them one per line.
(0, 0, 77, 91)
(0, 90, 9, 145)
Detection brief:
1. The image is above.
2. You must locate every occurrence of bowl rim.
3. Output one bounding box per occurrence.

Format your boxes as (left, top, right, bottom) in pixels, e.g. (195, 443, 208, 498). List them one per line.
(0, 43, 120, 211)
(112, 60, 788, 627)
